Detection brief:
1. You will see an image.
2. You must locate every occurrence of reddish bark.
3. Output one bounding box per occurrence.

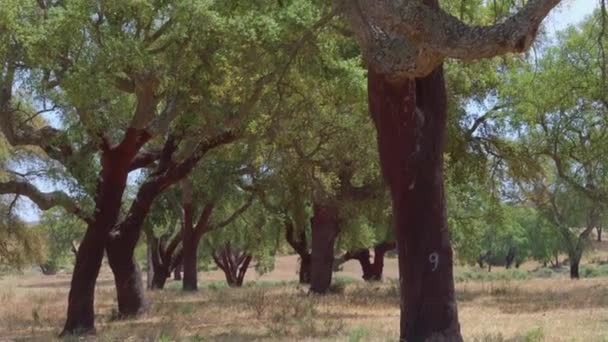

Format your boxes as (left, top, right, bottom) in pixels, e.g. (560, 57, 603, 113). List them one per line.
(61, 128, 151, 336)
(212, 243, 252, 287)
(106, 233, 146, 317)
(368, 65, 462, 340)
(181, 194, 198, 291)
(182, 198, 215, 291)
(310, 203, 340, 294)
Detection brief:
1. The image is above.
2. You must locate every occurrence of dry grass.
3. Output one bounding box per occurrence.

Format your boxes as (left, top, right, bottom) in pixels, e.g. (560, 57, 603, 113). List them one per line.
(1, 256, 608, 341)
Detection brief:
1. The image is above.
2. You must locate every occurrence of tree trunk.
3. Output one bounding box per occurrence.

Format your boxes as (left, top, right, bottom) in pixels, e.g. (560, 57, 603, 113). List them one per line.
(368, 66, 462, 340)
(505, 247, 515, 269)
(310, 203, 340, 294)
(146, 235, 169, 290)
(151, 268, 169, 289)
(181, 238, 197, 291)
(182, 191, 198, 291)
(369, 242, 395, 281)
(106, 235, 146, 317)
(173, 263, 182, 281)
(285, 219, 311, 284)
(61, 178, 126, 335)
(569, 253, 581, 279)
(299, 253, 312, 284)
(61, 130, 150, 336)
(598, 227, 602, 242)
(61, 229, 105, 336)
(147, 240, 154, 289)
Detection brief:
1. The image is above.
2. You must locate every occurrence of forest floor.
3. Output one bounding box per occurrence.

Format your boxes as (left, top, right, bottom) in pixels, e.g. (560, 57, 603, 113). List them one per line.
(1, 246, 608, 341)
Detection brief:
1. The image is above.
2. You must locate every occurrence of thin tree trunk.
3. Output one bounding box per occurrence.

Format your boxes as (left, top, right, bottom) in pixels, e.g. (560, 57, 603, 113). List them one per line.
(61, 229, 105, 336)
(598, 227, 602, 242)
(61, 129, 151, 336)
(285, 219, 311, 284)
(569, 252, 581, 279)
(344, 249, 375, 280)
(299, 253, 312, 284)
(310, 203, 340, 294)
(151, 268, 169, 289)
(173, 263, 182, 281)
(182, 180, 198, 291)
(368, 65, 462, 340)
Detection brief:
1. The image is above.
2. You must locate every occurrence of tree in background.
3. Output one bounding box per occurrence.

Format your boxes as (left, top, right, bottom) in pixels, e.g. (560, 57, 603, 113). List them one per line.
(38, 209, 84, 275)
(501, 11, 608, 278)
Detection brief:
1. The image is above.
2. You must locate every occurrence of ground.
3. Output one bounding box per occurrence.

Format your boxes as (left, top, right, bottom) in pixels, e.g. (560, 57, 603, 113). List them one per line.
(1, 251, 608, 341)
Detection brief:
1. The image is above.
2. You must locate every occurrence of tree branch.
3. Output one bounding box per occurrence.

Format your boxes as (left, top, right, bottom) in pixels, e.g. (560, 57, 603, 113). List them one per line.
(344, 0, 561, 77)
(0, 180, 90, 223)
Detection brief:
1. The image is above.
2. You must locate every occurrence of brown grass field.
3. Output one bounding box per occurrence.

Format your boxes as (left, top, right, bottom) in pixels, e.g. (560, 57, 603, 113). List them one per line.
(1, 249, 608, 341)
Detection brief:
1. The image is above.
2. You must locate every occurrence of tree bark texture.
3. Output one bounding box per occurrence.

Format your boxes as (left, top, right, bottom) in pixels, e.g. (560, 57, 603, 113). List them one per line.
(368, 65, 462, 341)
(106, 234, 146, 317)
(310, 203, 340, 294)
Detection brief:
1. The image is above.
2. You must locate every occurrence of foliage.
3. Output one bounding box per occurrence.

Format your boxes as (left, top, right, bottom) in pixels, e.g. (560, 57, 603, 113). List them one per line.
(0, 204, 45, 274)
(38, 208, 85, 271)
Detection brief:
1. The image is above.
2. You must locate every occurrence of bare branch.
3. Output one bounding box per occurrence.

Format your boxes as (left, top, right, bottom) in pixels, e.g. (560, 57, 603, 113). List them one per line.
(214, 195, 255, 229)
(0, 180, 90, 223)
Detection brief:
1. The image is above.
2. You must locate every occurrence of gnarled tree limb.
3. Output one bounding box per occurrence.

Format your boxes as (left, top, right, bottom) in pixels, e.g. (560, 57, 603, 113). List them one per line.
(0, 180, 91, 223)
(342, 0, 562, 78)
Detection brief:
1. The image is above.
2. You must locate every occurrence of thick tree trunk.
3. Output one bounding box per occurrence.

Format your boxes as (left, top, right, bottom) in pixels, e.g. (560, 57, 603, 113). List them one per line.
(505, 247, 516, 269)
(310, 204, 340, 294)
(368, 65, 462, 340)
(61, 179, 125, 335)
(147, 240, 154, 289)
(146, 235, 168, 290)
(181, 239, 198, 291)
(106, 236, 146, 317)
(61, 130, 150, 336)
(213, 244, 252, 287)
(150, 268, 169, 289)
(182, 192, 198, 291)
(61, 230, 105, 336)
(285, 220, 312, 284)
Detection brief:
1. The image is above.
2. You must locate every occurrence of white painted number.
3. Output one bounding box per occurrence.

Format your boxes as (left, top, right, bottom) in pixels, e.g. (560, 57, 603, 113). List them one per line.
(429, 252, 439, 272)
